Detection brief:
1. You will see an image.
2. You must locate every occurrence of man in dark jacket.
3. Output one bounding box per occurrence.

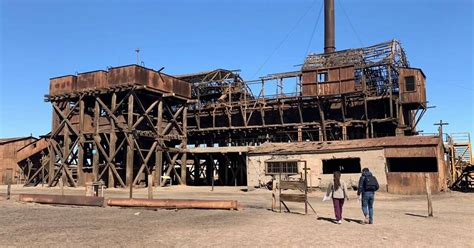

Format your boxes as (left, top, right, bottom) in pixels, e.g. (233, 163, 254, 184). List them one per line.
(357, 168, 379, 224)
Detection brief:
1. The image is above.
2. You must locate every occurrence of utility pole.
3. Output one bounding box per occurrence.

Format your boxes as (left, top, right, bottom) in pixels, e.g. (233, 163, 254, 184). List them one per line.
(434, 120, 449, 140)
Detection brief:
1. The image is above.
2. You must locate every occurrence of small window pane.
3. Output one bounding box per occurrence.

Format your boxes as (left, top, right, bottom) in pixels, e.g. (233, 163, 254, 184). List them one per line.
(317, 73, 328, 83)
(405, 76, 415, 91)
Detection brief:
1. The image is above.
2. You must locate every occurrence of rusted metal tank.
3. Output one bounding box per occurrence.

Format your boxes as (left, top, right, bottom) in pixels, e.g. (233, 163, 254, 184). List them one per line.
(77, 70, 108, 90)
(49, 75, 77, 96)
(19, 194, 105, 207)
(106, 198, 238, 210)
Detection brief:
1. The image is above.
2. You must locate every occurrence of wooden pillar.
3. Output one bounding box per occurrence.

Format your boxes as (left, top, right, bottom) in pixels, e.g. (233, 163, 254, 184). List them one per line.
(297, 126, 303, 142)
(155, 100, 163, 185)
(77, 98, 85, 186)
(388, 66, 394, 118)
(194, 155, 200, 186)
(108, 93, 117, 188)
(425, 173, 433, 217)
(49, 104, 57, 186)
(63, 103, 71, 186)
(318, 101, 327, 141)
(180, 104, 187, 185)
(126, 93, 134, 186)
(92, 98, 100, 182)
(48, 142, 55, 186)
(342, 125, 347, 140)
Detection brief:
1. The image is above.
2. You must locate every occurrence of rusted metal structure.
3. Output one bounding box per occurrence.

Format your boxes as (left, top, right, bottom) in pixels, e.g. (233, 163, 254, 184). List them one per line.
(106, 198, 238, 210)
(17, 0, 438, 192)
(0, 136, 38, 184)
(19, 194, 105, 207)
(21, 65, 191, 188)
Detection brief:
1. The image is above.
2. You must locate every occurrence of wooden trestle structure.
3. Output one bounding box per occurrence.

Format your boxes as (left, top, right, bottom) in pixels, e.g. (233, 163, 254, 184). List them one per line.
(44, 85, 189, 188)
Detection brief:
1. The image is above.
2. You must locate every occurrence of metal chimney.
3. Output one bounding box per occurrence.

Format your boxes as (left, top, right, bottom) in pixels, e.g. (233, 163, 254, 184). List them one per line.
(324, 0, 335, 53)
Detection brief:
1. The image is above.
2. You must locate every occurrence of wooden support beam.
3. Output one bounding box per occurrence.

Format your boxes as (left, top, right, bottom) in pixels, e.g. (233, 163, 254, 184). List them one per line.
(77, 98, 85, 186)
(93, 99, 100, 182)
(126, 93, 134, 186)
(108, 93, 117, 188)
(181, 106, 188, 185)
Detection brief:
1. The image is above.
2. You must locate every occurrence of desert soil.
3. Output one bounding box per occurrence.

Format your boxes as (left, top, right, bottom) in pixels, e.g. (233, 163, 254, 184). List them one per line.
(0, 185, 472, 247)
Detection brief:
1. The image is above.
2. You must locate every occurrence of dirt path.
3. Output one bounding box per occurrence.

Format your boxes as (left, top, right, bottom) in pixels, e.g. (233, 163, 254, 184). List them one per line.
(0, 186, 472, 247)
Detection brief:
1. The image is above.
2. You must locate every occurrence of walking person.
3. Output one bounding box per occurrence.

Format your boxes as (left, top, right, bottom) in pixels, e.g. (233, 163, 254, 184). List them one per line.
(357, 168, 379, 224)
(325, 171, 349, 224)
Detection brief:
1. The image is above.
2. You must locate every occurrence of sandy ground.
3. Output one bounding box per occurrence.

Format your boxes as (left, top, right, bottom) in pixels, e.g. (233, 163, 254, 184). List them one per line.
(0, 185, 472, 247)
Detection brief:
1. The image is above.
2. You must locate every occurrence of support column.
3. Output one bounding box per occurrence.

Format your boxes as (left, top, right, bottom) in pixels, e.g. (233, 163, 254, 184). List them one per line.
(126, 94, 134, 186)
(77, 98, 85, 186)
(155, 100, 163, 185)
(92, 99, 100, 182)
(108, 93, 117, 188)
(180, 105, 188, 185)
(63, 103, 71, 186)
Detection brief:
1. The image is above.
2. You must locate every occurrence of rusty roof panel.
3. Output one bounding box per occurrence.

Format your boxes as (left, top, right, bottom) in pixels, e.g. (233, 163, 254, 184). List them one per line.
(77, 70, 108, 91)
(249, 136, 441, 155)
(49, 75, 77, 96)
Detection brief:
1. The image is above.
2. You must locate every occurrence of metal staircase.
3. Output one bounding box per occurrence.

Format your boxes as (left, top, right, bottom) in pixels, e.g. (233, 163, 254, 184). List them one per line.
(447, 133, 473, 191)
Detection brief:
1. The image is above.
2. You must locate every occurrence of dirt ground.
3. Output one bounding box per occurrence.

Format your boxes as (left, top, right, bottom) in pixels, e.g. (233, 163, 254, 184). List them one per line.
(0, 185, 472, 247)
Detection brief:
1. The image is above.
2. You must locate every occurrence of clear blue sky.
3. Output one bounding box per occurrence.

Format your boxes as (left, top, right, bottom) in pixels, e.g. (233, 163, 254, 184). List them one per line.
(1, 0, 472, 138)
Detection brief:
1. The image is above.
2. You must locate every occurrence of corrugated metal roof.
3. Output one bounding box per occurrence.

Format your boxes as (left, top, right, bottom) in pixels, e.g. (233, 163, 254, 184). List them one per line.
(249, 136, 440, 155)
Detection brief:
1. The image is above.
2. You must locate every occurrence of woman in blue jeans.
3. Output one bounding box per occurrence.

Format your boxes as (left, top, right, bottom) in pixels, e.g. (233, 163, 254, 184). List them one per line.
(357, 168, 379, 224)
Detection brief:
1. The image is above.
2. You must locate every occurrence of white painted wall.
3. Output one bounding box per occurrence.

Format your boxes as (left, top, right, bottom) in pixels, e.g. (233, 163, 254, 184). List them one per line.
(247, 149, 387, 190)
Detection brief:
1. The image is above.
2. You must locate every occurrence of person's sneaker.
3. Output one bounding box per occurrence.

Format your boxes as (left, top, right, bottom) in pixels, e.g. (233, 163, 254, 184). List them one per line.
(364, 215, 370, 224)
(337, 220, 342, 224)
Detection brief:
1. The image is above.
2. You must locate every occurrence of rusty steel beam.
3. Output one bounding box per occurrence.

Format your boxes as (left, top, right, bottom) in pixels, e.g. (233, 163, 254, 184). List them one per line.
(19, 194, 104, 207)
(106, 198, 238, 210)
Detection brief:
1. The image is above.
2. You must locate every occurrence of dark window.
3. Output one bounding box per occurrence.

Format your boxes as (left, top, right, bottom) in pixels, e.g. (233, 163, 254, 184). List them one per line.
(404, 76, 415, 92)
(322, 158, 361, 174)
(317, 72, 328, 83)
(387, 157, 438, 172)
(266, 161, 299, 175)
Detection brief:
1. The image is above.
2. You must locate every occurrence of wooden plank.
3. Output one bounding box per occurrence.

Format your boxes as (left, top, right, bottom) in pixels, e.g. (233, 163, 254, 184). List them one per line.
(280, 193, 306, 202)
(279, 181, 305, 191)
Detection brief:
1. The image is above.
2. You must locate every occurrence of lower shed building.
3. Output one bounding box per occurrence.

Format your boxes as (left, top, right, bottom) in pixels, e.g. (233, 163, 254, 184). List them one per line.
(246, 135, 447, 194)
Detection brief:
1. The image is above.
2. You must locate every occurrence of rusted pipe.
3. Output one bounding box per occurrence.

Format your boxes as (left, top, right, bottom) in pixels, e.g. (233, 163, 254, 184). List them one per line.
(106, 198, 238, 210)
(19, 194, 104, 207)
(324, 0, 336, 53)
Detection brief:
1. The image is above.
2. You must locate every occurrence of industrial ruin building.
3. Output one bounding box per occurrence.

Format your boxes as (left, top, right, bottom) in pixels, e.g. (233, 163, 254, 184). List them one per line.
(13, 0, 473, 194)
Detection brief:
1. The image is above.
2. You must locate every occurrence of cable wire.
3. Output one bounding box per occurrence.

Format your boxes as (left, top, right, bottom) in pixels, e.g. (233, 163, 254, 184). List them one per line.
(304, 0, 324, 57)
(252, 0, 319, 78)
(336, 0, 364, 47)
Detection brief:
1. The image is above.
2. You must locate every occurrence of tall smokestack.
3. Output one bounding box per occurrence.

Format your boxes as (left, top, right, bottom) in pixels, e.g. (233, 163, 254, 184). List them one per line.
(324, 0, 335, 53)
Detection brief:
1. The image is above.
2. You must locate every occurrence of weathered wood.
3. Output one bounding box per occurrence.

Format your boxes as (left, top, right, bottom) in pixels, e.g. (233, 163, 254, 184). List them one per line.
(425, 174, 433, 217)
(93, 99, 100, 182)
(77, 99, 85, 186)
(280, 193, 306, 202)
(108, 93, 117, 188)
(126, 93, 134, 186)
(181, 106, 188, 185)
(279, 181, 306, 191)
(148, 174, 153, 199)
